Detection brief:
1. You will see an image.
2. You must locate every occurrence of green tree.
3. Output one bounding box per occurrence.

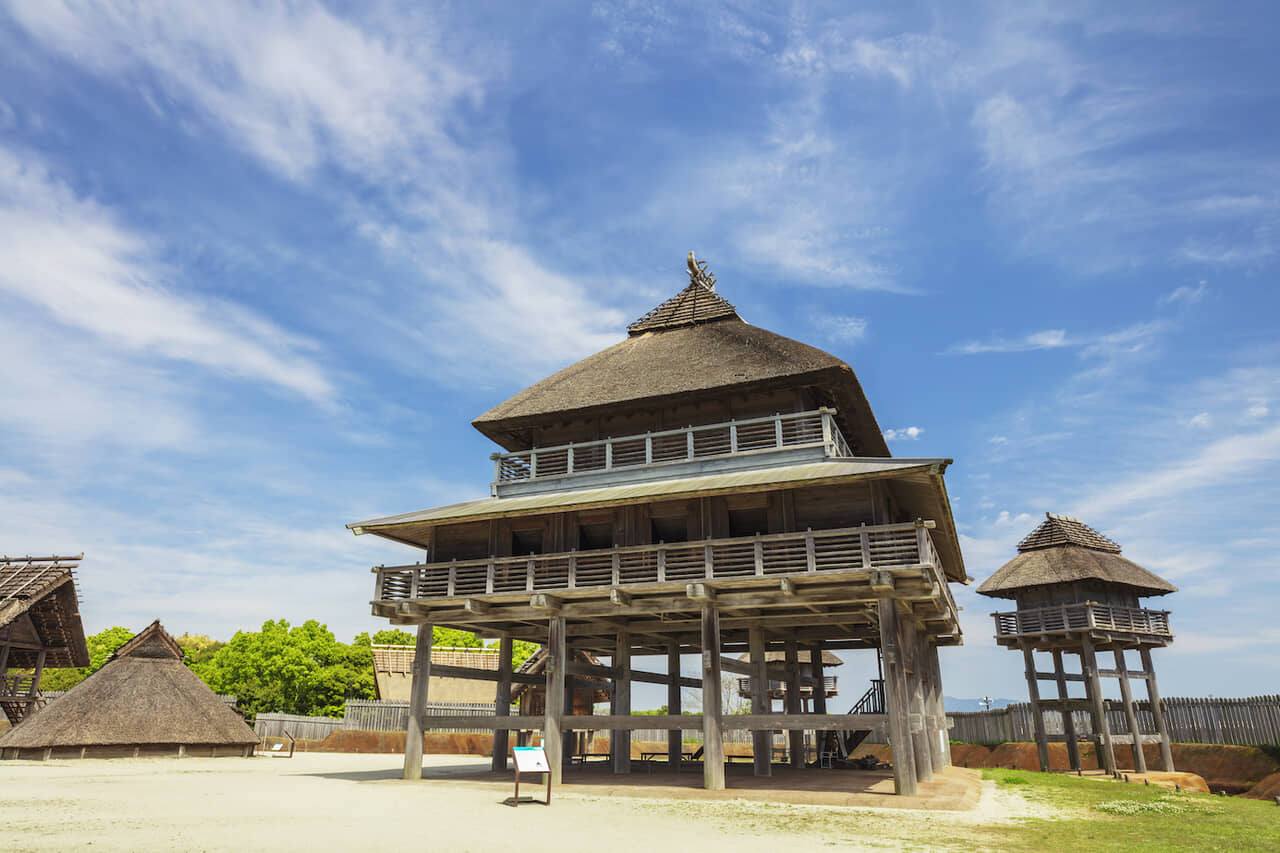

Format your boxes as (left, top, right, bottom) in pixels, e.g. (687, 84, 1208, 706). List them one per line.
(198, 619, 375, 718)
(38, 625, 134, 691)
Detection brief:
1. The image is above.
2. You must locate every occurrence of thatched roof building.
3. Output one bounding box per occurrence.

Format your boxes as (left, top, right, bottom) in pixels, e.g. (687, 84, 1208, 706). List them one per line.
(472, 279, 890, 458)
(0, 620, 256, 759)
(511, 647, 610, 715)
(372, 644, 502, 703)
(977, 513, 1177, 601)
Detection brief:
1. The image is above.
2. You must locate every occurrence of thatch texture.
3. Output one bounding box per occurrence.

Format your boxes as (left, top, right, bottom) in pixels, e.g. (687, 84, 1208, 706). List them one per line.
(627, 280, 739, 334)
(472, 316, 889, 457)
(977, 514, 1177, 599)
(372, 645, 501, 703)
(0, 620, 255, 757)
(0, 555, 89, 669)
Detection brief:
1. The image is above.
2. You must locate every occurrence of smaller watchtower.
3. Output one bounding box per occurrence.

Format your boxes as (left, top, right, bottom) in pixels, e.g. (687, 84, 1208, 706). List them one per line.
(978, 514, 1177, 775)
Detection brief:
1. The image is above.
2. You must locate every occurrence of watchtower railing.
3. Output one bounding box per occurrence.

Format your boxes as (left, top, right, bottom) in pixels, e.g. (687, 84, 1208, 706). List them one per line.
(849, 679, 886, 715)
(491, 408, 852, 486)
(373, 520, 948, 604)
(992, 602, 1172, 639)
(736, 676, 838, 697)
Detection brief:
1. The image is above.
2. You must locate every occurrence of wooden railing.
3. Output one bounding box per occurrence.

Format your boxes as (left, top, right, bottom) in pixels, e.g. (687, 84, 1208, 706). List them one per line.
(491, 408, 852, 485)
(374, 521, 947, 603)
(850, 679, 886, 715)
(736, 676, 838, 696)
(993, 603, 1172, 638)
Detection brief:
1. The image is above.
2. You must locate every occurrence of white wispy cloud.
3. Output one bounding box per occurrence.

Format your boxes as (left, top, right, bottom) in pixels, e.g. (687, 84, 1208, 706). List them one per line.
(1159, 282, 1209, 306)
(811, 313, 869, 343)
(0, 145, 335, 405)
(882, 426, 923, 441)
(948, 329, 1070, 354)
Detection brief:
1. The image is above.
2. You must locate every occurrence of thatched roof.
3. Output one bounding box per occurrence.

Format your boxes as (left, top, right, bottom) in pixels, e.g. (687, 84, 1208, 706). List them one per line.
(977, 514, 1177, 599)
(0, 621, 255, 749)
(0, 554, 89, 669)
(510, 647, 610, 702)
(472, 282, 889, 457)
(736, 650, 843, 667)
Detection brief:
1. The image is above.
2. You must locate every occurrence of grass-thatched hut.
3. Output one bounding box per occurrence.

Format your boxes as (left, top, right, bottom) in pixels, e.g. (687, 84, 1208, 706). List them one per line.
(0, 620, 256, 760)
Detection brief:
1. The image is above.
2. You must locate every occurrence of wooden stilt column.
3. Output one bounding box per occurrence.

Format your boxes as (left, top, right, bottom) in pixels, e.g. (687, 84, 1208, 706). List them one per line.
(613, 629, 631, 774)
(749, 627, 771, 776)
(491, 636, 513, 771)
(667, 641, 682, 766)
(878, 598, 917, 796)
(784, 639, 804, 768)
(925, 642, 948, 771)
(1140, 648, 1174, 772)
(403, 623, 433, 780)
(545, 616, 566, 785)
(1113, 649, 1147, 774)
(1052, 650, 1080, 771)
(809, 645, 827, 764)
(1080, 636, 1116, 774)
(903, 619, 932, 784)
(1023, 646, 1050, 772)
(701, 604, 725, 790)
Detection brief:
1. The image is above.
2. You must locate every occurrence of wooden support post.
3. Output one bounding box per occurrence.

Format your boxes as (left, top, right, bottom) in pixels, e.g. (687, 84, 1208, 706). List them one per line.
(403, 623, 433, 781)
(701, 604, 725, 790)
(1023, 646, 1050, 773)
(492, 636, 513, 772)
(879, 598, 918, 795)
(613, 629, 631, 774)
(784, 639, 804, 768)
(809, 645, 829, 766)
(925, 642, 948, 771)
(1114, 649, 1147, 774)
(1140, 648, 1174, 772)
(1053, 650, 1080, 771)
(903, 620, 932, 784)
(545, 616, 566, 785)
(30, 648, 46, 696)
(749, 627, 772, 777)
(667, 641, 682, 767)
(1081, 637, 1116, 774)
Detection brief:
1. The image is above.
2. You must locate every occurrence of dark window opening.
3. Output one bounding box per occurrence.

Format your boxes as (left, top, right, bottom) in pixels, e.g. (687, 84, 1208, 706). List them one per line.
(578, 522, 613, 551)
(651, 516, 689, 544)
(728, 507, 769, 538)
(511, 529, 543, 555)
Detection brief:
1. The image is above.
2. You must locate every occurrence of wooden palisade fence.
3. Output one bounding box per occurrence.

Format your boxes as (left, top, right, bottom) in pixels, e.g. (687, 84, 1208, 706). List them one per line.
(253, 701, 496, 740)
(949, 695, 1280, 747)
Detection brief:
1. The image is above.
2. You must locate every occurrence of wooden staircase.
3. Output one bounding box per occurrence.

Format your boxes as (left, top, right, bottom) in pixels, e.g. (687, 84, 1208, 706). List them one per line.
(832, 679, 885, 758)
(0, 674, 45, 725)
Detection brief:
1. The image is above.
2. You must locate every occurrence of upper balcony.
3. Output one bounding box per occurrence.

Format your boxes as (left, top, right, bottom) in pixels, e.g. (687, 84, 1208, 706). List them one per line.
(992, 602, 1172, 648)
(489, 408, 853, 497)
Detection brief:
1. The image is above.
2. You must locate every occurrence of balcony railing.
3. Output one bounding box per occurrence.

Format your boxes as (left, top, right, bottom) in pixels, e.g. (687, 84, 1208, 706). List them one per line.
(736, 676, 838, 698)
(993, 603, 1172, 639)
(491, 408, 852, 489)
(374, 520, 947, 604)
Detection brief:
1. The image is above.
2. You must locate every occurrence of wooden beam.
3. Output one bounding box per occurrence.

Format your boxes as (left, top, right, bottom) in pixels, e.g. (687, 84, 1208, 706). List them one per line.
(613, 629, 631, 775)
(1081, 636, 1116, 774)
(609, 589, 631, 607)
(491, 636, 513, 772)
(1052, 650, 1080, 772)
(784, 639, 803, 769)
(1113, 649, 1147, 774)
(722, 714, 887, 731)
(1024, 647, 1050, 773)
(879, 597, 917, 796)
(749, 627, 771, 777)
(702, 604, 725, 790)
(687, 583, 715, 602)
(429, 664, 541, 685)
(403, 623, 432, 781)
(545, 616, 566, 784)
(667, 640, 682, 766)
(1140, 647, 1174, 772)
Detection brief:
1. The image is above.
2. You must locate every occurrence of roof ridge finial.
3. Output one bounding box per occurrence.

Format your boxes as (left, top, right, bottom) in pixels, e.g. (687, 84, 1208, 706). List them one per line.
(686, 251, 717, 291)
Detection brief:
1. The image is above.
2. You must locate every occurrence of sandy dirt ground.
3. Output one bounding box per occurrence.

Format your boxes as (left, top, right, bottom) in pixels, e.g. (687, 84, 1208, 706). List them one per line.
(0, 753, 1055, 852)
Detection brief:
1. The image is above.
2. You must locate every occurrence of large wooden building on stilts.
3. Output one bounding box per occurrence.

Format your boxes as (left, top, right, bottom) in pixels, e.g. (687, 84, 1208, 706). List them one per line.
(349, 254, 969, 794)
(978, 513, 1177, 775)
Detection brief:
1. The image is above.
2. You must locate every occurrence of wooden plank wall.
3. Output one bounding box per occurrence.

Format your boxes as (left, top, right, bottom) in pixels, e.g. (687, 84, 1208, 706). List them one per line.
(253, 701, 498, 739)
(948, 695, 1280, 746)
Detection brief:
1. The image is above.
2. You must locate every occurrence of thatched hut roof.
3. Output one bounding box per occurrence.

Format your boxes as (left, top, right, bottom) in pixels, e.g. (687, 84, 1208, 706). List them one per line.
(0, 554, 89, 669)
(472, 273, 889, 457)
(736, 650, 843, 667)
(0, 620, 255, 751)
(510, 647, 610, 703)
(977, 514, 1177, 599)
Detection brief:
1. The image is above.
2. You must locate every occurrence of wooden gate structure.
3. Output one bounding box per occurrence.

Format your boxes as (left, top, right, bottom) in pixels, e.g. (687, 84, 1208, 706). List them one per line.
(978, 514, 1177, 775)
(349, 254, 969, 794)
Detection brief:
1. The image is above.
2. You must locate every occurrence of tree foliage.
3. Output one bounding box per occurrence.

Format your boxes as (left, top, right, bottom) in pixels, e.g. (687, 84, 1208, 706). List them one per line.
(194, 619, 374, 718)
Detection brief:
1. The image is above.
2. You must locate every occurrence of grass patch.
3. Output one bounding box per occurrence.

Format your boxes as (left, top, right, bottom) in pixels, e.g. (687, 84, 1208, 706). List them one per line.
(981, 769, 1274, 852)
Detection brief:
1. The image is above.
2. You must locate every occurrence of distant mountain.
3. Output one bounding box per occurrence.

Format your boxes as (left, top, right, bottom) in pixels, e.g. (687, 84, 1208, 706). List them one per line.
(944, 696, 1018, 712)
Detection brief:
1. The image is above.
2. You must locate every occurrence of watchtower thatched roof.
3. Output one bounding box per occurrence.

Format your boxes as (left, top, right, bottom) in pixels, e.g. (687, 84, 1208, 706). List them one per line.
(471, 263, 889, 457)
(0, 620, 255, 755)
(0, 554, 89, 669)
(977, 514, 1177, 600)
(736, 650, 844, 667)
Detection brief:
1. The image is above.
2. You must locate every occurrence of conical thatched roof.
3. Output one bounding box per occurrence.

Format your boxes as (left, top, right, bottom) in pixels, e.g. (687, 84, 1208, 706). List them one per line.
(0, 620, 255, 752)
(977, 514, 1177, 600)
(472, 268, 889, 457)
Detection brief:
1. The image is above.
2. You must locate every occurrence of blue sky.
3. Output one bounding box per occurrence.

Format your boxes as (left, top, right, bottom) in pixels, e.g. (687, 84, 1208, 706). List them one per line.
(1, 1, 1277, 703)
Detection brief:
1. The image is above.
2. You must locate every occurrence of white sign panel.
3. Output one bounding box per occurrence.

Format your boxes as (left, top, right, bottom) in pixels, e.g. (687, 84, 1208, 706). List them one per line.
(512, 746, 550, 773)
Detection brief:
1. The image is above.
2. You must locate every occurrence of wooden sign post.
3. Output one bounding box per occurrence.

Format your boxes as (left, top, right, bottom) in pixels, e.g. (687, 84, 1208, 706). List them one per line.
(511, 746, 551, 807)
